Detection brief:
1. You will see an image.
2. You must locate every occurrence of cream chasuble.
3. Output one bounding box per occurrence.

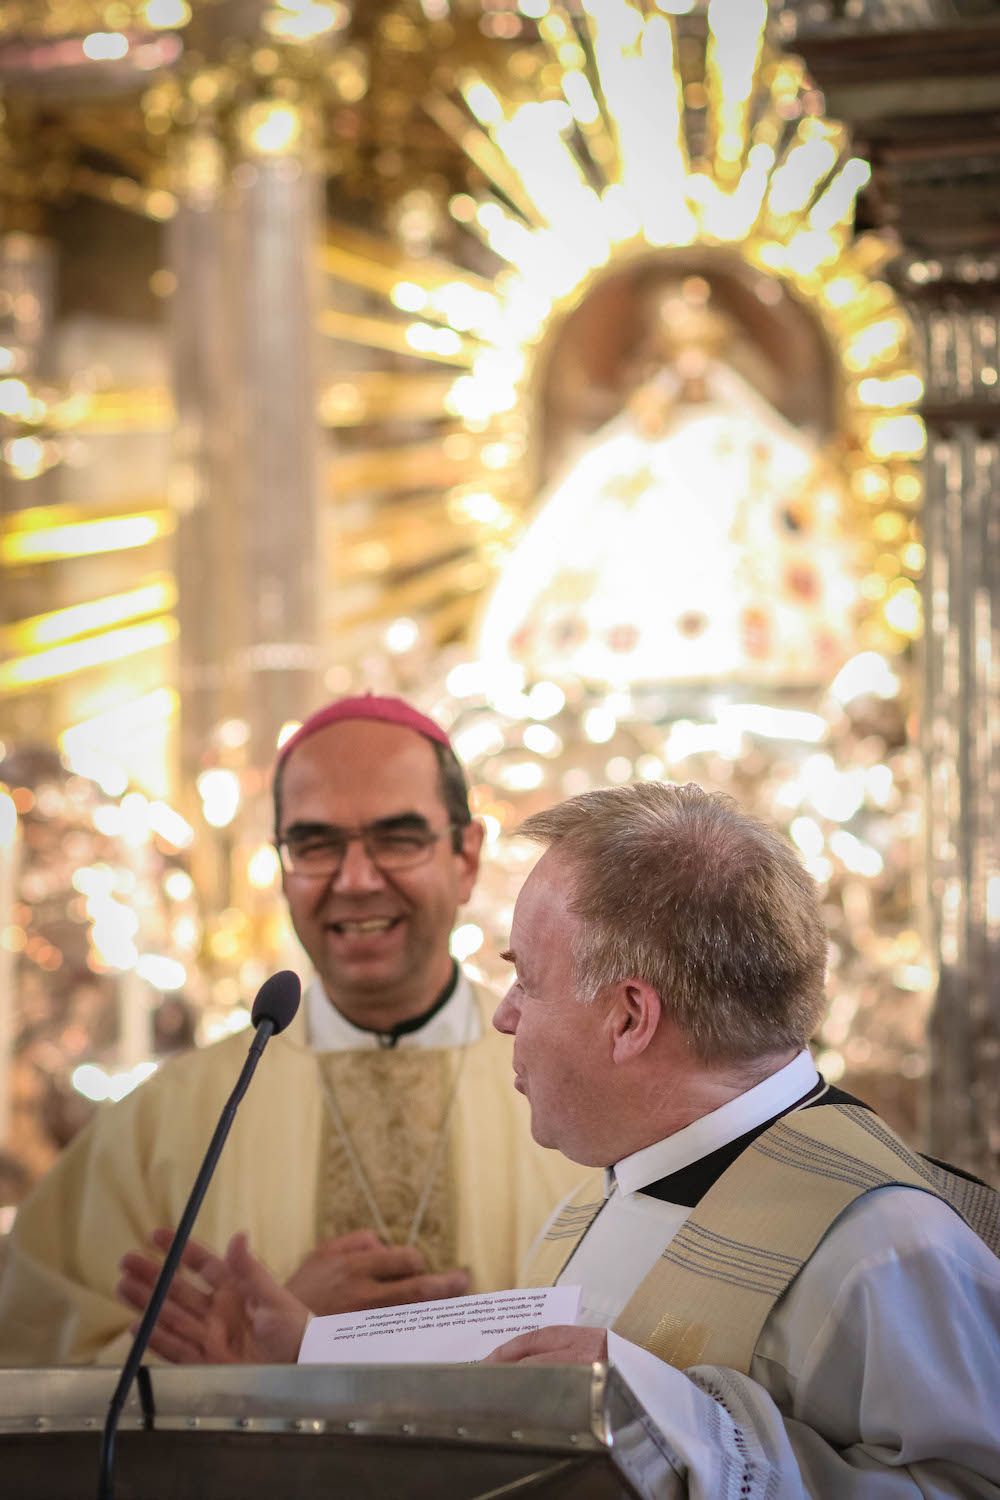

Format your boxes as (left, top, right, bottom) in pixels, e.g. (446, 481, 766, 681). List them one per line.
(0, 976, 580, 1365)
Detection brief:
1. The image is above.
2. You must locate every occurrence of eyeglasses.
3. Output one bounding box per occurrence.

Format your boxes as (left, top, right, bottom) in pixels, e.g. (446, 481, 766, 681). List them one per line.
(276, 822, 457, 878)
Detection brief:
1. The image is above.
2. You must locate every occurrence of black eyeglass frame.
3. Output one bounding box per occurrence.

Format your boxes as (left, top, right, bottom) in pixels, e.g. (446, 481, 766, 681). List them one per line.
(275, 820, 462, 877)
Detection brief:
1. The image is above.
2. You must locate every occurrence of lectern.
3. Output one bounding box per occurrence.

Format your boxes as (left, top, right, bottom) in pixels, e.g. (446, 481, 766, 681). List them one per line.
(0, 1362, 684, 1498)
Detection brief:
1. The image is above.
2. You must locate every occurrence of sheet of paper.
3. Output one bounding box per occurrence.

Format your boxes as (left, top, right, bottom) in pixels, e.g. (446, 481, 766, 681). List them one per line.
(298, 1284, 581, 1365)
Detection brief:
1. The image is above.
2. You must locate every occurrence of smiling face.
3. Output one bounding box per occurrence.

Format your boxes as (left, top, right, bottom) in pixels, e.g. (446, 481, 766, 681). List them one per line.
(278, 719, 482, 1029)
(492, 850, 614, 1165)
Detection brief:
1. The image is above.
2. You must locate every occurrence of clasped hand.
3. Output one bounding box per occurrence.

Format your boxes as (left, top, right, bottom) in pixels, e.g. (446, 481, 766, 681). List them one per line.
(117, 1228, 470, 1365)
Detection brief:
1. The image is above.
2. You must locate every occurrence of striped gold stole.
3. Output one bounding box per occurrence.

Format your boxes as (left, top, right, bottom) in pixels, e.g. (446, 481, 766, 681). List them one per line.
(521, 1103, 1000, 1375)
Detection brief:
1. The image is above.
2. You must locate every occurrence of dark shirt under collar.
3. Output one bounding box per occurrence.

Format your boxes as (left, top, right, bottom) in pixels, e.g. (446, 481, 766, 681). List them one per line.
(639, 1080, 871, 1208)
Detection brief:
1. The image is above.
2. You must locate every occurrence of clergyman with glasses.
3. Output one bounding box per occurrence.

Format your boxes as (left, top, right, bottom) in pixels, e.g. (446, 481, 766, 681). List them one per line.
(0, 696, 579, 1364)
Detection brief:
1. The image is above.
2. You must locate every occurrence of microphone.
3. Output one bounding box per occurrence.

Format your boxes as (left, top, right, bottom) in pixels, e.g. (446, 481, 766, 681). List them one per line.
(96, 970, 302, 1500)
(250, 967, 302, 1040)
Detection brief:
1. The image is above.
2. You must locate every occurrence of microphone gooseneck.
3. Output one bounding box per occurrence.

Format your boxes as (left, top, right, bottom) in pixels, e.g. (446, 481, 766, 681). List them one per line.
(96, 969, 302, 1500)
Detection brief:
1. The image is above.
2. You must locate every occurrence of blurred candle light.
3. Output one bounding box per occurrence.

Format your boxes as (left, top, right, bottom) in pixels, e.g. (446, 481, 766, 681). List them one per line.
(247, 843, 281, 890)
(143, 0, 191, 24)
(82, 32, 129, 60)
(197, 769, 241, 828)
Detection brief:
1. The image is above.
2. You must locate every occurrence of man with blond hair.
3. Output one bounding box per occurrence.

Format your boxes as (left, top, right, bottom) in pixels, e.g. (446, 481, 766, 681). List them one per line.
(0, 696, 578, 1364)
(487, 782, 1000, 1498)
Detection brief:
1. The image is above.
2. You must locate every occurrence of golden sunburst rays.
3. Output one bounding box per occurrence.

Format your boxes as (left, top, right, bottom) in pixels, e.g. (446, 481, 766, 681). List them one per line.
(319, 217, 518, 644)
(327, 0, 924, 659)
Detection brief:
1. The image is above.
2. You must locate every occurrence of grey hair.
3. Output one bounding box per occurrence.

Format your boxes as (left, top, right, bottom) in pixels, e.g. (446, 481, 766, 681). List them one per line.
(518, 781, 828, 1064)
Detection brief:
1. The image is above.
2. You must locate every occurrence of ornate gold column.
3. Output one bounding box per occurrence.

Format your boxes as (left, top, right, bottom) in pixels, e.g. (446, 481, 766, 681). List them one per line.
(0, 103, 56, 393)
(901, 252, 1000, 1182)
(230, 89, 324, 768)
(157, 61, 324, 798)
(161, 87, 243, 792)
(0, 102, 59, 728)
(0, 229, 57, 568)
(794, 5, 1000, 1180)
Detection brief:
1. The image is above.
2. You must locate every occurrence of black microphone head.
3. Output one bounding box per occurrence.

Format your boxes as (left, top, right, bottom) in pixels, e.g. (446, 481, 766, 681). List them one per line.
(251, 970, 301, 1034)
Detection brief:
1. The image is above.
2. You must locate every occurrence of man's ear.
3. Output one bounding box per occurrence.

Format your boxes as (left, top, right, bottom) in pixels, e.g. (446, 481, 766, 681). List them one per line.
(610, 979, 662, 1064)
(455, 818, 485, 900)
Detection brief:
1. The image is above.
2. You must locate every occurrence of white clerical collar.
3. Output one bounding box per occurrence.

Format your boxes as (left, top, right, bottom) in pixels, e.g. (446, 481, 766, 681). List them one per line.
(611, 1048, 820, 1198)
(305, 969, 482, 1052)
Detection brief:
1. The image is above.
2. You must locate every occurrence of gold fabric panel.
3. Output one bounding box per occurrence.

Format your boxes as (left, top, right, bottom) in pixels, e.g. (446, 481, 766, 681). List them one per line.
(315, 1049, 459, 1271)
